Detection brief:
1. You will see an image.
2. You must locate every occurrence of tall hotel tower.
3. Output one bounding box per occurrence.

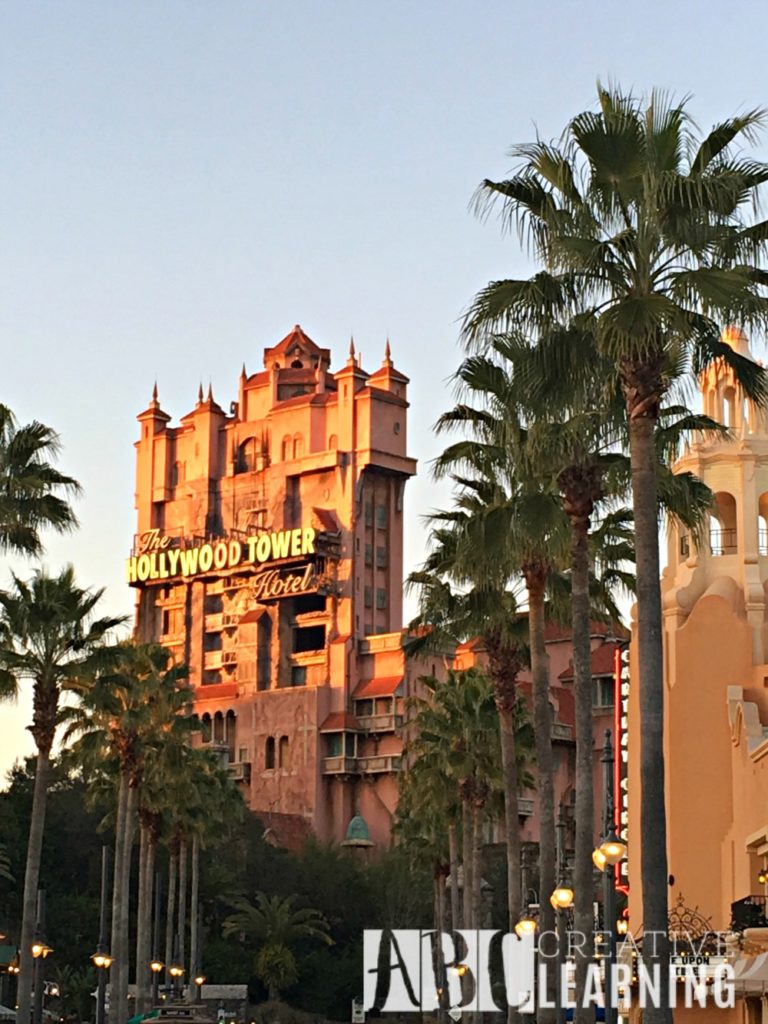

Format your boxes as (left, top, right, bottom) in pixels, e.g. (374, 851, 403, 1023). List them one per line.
(128, 326, 421, 848)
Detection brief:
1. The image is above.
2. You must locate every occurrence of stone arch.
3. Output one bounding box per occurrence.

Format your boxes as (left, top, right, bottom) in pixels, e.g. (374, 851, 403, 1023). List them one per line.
(225, 709, 236, 755)
(281, 435, 291, 461)
(200, 713, 212, 743)
(213, 711, 224, 742)
(292, 433, 304, 459)
(328, 434, 337, 450)
(236, 437, 259, 473)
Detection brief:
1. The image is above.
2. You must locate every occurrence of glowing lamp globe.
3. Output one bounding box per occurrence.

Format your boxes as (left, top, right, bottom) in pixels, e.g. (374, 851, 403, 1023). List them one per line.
(514, 916, 537, 937)
(592, 848, 607, 871)
(550, 885, 574, 910)
(599, 836, 627, 866)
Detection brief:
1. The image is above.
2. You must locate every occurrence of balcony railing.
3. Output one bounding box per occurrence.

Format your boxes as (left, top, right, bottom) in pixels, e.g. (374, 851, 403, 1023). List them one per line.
(518, 798, 534, 817)
(760, 527, 768, 556)
(710, 529, 737, 556)
(228, 761, 251, 783)
(222, 650, 238, 666)
(322, 756, 358, 775)
(355, 713, 403, 734)
(203, 650, 223, 670)
(731, 895, 768, 932)
(205, 613, 223, 632)
(358, 754, 402, 774)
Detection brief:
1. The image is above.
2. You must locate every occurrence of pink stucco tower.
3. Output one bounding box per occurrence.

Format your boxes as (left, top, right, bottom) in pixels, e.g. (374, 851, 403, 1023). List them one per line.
(130, 326, 418, 848)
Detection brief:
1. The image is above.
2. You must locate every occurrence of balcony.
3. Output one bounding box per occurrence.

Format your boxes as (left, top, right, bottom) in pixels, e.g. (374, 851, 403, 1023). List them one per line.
(710, 528, 737, 556)
(355, 713, 403, 734)
(517, 797, 534, 818)
(228, 761, 251, 783)
(552, 723, 573, 742)
(358, 754, 401, 774)
(205, 613, 223, 632)
(160, 632, 184, 648)
(322, 756, 358, 775)
(204, 650, 223, 670)
(223, 613, 239, 628)
(222, 650, 238, 666)
(731, 895, 768, 932)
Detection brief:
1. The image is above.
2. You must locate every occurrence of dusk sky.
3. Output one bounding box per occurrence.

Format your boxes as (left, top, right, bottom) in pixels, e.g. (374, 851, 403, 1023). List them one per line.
(2, 0, 767, 777)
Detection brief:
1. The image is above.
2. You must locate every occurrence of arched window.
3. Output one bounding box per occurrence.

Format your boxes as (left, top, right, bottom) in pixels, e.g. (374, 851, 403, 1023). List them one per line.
(278, 736, 290, 769)
(201, 714, 212, 743)
(171, 461, 184, 487)
(213, 711, 224, 743)
(292, 434, 304, 459)
(710, 492, 737, 555)
(265, 737, 276, 770)
(281, 435, 291, 461)
(236, 438, 259, 473)
(226, 710, 236, 755)
(291, 359, 303, 369)
(328, 434, 338, 450)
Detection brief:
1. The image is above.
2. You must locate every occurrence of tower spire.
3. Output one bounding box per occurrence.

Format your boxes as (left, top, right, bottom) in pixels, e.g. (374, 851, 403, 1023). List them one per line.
(197, 382, 204, 405)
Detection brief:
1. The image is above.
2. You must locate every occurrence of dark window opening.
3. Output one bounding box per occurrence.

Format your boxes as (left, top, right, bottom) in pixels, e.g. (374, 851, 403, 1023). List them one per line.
(364, 586, 373, 608)
(279, 735, 290, 767)
(327, 733, 342, 757)
(265, 737, 275, 770)
(294, 593, 326, 615)
(376, 546, 387, 568)
(376, 504, 387, 529)
(290, 665, 307, 687)
(365, 543, 372, 566)
(293, 625, 325, 653)
(364, 501, 373, 527)
(376, 588, 387, 610)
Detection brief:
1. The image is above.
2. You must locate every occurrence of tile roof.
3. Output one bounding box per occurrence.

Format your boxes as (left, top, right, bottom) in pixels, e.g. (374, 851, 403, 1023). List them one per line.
(559, 642, 621, 681)
(353, 676, 403, 699)
(319, 711, 360, 732)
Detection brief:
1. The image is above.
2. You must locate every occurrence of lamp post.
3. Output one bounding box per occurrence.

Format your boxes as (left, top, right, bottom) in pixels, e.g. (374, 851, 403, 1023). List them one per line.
(91, 847, 113, 1024)
(551, 809, 573, 1024)
(193, 975, 206, 1004)
(31, 890, 53, 1024)
(594, 730, 627, 1024)
(168, 937, 184, 1002)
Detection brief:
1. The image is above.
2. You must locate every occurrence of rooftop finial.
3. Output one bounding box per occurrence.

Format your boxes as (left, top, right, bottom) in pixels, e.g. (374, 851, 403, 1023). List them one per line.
(385, 337, 391, 359)
(207, 382, 213, 402)
(349, 335, 355, 358)
(197, 382, 204, 404)
(241, 362, 247, 380)
(150, 380, 159, 407)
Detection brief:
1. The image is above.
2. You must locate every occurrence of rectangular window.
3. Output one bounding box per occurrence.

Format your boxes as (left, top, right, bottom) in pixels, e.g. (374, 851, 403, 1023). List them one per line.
(376, 587, 387, 610)
(293, 626, 325, 654)
(376, 546, 387, 568)
(365, 543, 373, 567)
(327, 733, 342, 757)
(355, 699, 374, 717)
(376, 504, 387, 529)
(364, 501, 373, 527)
(238, 747, 249, 763)
(593, 677, 615, 708)
(364, 586, 373, 608)
(364, 622, 373, 636)
(291, 665, 307, 687)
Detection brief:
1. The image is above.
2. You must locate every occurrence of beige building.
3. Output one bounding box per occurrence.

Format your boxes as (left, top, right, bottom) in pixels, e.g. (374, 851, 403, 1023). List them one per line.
(627, 328, 768, 1020)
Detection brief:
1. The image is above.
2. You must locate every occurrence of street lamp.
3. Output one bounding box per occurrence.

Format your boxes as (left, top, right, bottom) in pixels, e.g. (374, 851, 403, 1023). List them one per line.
(92, 847, 113, 1024)
(169, 937, 184, 1002)
(595, 729, 626, 1024)
(31, 891, 52, 1024)
(514, 915, 537, 938)
(194, 974, 206, 1003)
(150, 959, 164, 1006)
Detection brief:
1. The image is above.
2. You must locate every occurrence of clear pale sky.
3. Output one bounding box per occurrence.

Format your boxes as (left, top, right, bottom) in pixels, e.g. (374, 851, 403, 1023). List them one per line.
(2, 0, 767, 780)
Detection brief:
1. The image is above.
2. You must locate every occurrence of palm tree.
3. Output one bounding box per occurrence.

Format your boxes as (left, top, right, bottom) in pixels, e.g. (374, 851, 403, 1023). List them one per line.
(0, 405, 79, 557)
(406, 521, 533, 955)
(64, 642, 193, 1024)
(0, 567, 123, 1024)
(222, 893, 332, 1001)
(462, 90, 768, 1018)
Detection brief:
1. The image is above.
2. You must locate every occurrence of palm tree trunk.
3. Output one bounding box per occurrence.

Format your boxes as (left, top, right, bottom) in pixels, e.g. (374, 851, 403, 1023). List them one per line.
(448, 821, 460, 931)
(628, 412, 670, 1024)
(16, 748, 51, 1024)
(462, 799, 474, 929)
(525, 571, 556, 1024)
(570, 513, 595, 1024)
(498, 705, 522, 1024)
(435, 872, 448, 1024)
(187, 837, 200, 1002)
(471, 802, 482, 929)
(117, 785, 138, 1024)
(135, 823, 153, 1013)
(109, 772, 129, 1024)
(164, 843, 178, 988)
(177, 839, 188, 980)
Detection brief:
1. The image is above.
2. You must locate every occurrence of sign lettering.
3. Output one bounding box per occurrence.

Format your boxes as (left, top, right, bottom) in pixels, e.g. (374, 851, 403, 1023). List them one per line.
(127, 527, 316, 585)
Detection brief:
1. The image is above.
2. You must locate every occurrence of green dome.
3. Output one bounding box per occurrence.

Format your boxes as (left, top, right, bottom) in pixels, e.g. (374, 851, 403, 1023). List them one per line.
(342, 813, 374, 847)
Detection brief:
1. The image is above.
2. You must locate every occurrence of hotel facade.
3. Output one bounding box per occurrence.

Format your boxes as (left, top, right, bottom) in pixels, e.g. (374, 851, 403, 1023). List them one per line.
(129, 325, 427, 849)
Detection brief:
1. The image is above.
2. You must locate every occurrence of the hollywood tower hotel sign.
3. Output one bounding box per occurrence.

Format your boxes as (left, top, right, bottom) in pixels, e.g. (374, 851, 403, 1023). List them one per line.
(127, 525, 321, 598)
(129, 325, 416, 848)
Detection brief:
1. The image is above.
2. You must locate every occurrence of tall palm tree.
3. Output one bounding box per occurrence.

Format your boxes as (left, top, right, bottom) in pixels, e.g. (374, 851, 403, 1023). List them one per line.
(462, 89, 768, 1020)
(222, 893, 332, 1001)
(0, 567, 123, 1024)
(64, 642, 193, 1024)
(0, 405, 79, 557)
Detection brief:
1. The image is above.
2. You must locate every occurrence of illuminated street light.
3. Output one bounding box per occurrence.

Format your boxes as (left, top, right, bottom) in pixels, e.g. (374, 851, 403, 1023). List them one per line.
(514, 915, 537, 938)
(550, 884, 574, 910)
